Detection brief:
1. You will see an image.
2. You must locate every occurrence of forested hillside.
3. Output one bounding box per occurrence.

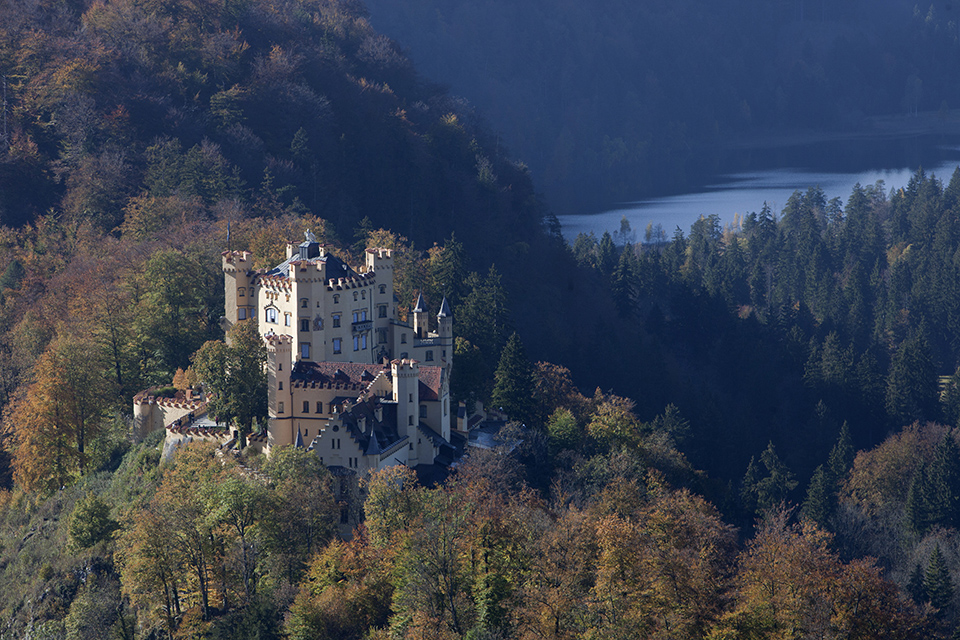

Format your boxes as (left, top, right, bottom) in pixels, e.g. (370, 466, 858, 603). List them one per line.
(7, 0, 960, 638)
(364, 0, 960, 211)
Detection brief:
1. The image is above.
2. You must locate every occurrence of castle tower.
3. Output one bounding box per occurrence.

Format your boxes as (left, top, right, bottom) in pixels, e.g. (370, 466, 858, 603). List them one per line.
(437, 297, 453, 366)
(222, 250, 255, 338)
(391, 359, 420, 440)
(265, 333, 294, 450)
(412, 293, 428, 338)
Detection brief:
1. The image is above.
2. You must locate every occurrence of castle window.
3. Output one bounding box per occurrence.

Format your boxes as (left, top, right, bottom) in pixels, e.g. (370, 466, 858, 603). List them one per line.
(409, 393, 413, 402)
(316, 401, 323, 413)
(333, 294, 340, 304)
(278, 381, 283, 390)
(238, 287, 245, 297)
(401, 334, 407, 344)
(301, 298, 308, 308)
(379, 284, 386, 294)
(278, 402, 284, 413)
(284, 313, 291, 326)
(353, 292, 358, 301)
(362, 290, 366, 299)
(265, 307, 278, 323)
(420, 404, 427, 418)
(409, 443, 413, 450)
(238, 308, 247, 320)
(378, 305, 387, 318)
(332, 314, 341, 328)
(353, 335, 359, 351)
(408, 415, 414, 425)
(333, 338, 342, 354)
(400, 352, 408, 358)
(300, 318, 310, 332)
(303, 401, 309, 413)
(361, 334, 367, 349)
(377, 328, 387, 344)
(301, 343, 311, 359)
(279, 362, 282, 371)
(425, 350, 434, 362)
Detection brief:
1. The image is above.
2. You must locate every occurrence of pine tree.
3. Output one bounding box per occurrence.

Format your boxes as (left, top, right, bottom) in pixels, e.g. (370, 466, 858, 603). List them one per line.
(906, 461, 934, 535)
(886, 336, 940, 427)
(610, 246, 638, 318)
(755, 442, 798, 513)
(596, 231, 618, 276)
(801, 465, 833, 526)
(926, 544, 955, 614)
(908, 562, 928, 604)
(491, 333, 535, 426)
(930, 433, 960, 529)
(740, 456, 760, 518)
(827, 422, 854, 481)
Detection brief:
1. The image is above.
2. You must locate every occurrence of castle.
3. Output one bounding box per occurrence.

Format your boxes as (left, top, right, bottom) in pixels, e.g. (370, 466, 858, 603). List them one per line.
(218, 232, 457, 471)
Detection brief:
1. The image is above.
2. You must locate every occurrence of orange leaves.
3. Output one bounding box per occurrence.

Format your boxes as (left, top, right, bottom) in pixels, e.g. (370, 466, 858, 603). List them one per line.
(715, 509, 924, 640)
(3, 333, 110, 492)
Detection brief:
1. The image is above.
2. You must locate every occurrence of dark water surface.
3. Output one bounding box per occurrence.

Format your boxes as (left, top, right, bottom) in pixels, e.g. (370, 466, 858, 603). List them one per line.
(558, 134, 960, 240)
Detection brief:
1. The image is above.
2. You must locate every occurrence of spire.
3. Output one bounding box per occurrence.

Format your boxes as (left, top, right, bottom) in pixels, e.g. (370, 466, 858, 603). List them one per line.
(294, 427, 304, 449)
(366, 429, 382, 455)
(412, 292, 426, 313)
(437, 296, 451, 318)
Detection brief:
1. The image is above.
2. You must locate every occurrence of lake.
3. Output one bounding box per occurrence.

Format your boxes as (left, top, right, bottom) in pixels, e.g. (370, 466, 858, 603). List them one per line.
(557, 134, 960, 241)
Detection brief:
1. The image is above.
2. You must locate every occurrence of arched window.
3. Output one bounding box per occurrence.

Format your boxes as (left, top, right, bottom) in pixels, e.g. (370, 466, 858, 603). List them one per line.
(379, 284, 386, 294)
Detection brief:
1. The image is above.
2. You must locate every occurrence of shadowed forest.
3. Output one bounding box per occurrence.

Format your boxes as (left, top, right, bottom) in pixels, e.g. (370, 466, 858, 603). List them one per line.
(364, 0, 960, 211)
(4, 0, 960, 638)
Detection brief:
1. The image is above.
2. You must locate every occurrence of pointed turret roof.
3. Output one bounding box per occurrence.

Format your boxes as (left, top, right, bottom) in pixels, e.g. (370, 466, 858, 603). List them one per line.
(412, 292, 426, 313)
(437, 296, 451, 318)
(294, 428, 304, 449)
(365, 429, 382, 455)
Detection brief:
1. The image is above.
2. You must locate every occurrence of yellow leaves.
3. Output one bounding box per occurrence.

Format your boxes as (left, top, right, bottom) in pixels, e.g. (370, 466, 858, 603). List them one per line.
(715, 509, 921, 640)
(587, 391, 644, 451)
(4, 333, 111, 492)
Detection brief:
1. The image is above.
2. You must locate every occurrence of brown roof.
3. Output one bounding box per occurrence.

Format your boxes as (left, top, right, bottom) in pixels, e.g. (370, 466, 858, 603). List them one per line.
(418, 366, 443, 401)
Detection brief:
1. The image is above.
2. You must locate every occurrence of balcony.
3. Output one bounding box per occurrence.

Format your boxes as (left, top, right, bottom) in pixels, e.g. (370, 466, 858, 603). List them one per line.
(352, 320, 372, 333)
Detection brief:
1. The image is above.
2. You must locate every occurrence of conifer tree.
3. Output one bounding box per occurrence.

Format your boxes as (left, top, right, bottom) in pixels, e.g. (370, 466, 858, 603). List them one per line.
(801, 465, 833, 526)
(740, 456, 760, 518)
(908, 562, 928, 605)
(930, 432, 960, 529)
(755, 442, 798, 514)
(886, 336, 940, 427)
(596, 231, 618, 276)
(827, 422, 854, 480)
(906, 461, 934, 535)
(610, 246, 637, 318)
(926, 544, 955, 614)
(491, 333, 535, 426)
